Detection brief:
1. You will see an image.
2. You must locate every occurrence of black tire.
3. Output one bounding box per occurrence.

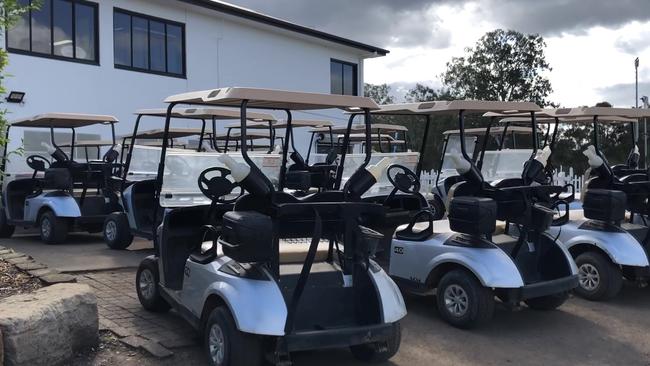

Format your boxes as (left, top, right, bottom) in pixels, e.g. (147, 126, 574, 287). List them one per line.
(39, 210, 68, 244)
(203, 306, 264, 366)
(436, 269, 495, 329)
(350, 321, 401, 363)
(574, 251, 623, 301)
(429, 195, 446, 220)
(524, 292, 569, 310)
(104, 212, 134, 250)
(136, 258, 170, 312)
(0, 209, 15, 238)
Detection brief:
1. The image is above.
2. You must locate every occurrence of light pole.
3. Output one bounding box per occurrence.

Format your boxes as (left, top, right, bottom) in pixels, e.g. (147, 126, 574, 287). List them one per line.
(643, 96, 649, 169)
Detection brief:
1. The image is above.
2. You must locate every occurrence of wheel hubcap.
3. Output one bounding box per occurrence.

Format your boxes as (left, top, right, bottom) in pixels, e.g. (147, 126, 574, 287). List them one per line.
(208, 324, 226, 365)
(105, 220, 117, 241)
(41, 217, 51, 238)
(444, 284, 469, 317)
(579, 263, 600, 291)
(139, 269, 155, 300)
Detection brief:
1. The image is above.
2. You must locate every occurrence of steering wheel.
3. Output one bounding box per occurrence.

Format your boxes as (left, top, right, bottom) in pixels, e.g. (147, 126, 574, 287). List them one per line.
(26, 155, 50, 172)
(198, 167, 243, 204)
(387, 164, 420, 194)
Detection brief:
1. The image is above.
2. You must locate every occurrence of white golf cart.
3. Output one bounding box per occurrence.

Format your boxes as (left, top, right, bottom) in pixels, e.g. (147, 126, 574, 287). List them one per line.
(104, 107, 279, 249)
(0, 113, 121, 243)
(371, 101, 578, 328)
(135, 87, 406, 366)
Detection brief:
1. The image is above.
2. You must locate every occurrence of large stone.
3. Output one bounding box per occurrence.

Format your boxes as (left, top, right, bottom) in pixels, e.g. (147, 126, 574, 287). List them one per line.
(0, 283, 98, 366)
(0, 328, 4, 365)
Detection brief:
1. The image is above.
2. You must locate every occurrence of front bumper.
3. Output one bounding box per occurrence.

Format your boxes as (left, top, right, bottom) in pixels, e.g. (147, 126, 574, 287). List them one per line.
(504, 275, 579, 301)
(284, 323, 396, 352)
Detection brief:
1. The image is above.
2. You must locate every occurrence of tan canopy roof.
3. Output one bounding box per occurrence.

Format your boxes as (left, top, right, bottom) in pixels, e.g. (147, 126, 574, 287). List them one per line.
(59, 140, 115, 147)
(552, 107, 650, 120)
(443, 126, 541, 136)
(311, 123, 408, 134)
(120, 128, 207, 140)
(164, 87, 379, 111)
(371, 101, 540, 116)
(499, 115, 637, 124)
(135, 107, 276, 121)
(11, 113, 118, 128)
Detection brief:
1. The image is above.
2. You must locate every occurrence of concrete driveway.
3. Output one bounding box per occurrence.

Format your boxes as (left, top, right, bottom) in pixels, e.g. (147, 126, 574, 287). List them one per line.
(0, 232, 153, 272)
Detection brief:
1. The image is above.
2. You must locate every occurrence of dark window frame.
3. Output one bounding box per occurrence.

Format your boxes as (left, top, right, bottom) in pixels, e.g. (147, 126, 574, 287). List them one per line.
(330, 59, 358, 96)
(5, 0, 100, 66)
(113, 7, 186, 79)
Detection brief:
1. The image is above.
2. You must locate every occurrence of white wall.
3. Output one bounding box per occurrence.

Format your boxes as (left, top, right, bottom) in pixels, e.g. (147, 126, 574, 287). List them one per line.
(3, 0, 370, 154)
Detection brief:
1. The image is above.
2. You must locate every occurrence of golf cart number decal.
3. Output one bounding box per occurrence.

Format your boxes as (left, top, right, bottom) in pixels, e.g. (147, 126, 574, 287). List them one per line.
(184, 265, 190, 277)
(394, 246, 404, 254)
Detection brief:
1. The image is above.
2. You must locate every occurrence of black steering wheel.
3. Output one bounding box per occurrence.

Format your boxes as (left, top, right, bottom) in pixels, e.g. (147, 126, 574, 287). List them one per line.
(198, 167, 243, 204)
(387, 164, 420, 194)
(26, 155, 50, 172)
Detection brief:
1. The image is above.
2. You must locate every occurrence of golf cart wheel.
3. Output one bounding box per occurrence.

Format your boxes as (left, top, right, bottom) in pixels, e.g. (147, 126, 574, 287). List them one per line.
(436, 269, 495, 329)
(39, 210, 68, 244)
(136, 258, 170, 312)
(524, 292, 569, 310)
(0, 209, 15, 238)
(575, 251, 623, 301)
(104, 212, 133, 250)
(350, 321, 401, 363)
(204, 306, 264, 366)
(428, 195, 446, 220)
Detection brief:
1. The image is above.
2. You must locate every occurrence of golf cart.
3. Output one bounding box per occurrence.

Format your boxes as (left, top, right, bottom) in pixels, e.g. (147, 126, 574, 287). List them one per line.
(0, 113, 121, 243)
(135, 87, 406, 366)
(372, 101, 578, 328)
(543, 106, 650, 300)
(104, 108, 279, 249)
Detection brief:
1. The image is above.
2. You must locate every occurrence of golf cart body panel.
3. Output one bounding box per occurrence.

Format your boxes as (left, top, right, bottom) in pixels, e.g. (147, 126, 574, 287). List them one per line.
(367, 260, 408, 323)
(548, 221, 650, 267)
(391, 228, 525, 288)
(24, 193, 82, 221)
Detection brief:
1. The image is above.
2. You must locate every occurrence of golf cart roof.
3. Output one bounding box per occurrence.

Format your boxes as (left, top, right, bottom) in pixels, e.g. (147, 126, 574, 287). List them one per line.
(59, 140, 115, 147)
(11, 113, 118, 128)
(135, 108, 276, 121)
(498, 115, 637, 124)
(164, 87, 380, 111)
(370, 101, 541, 115)
(442, 126, 541, 136)
(311, 123, 408, 134)
(552, 107, 650, 120)
(224, 119, 332, 129)
(213, 130, 273, 140)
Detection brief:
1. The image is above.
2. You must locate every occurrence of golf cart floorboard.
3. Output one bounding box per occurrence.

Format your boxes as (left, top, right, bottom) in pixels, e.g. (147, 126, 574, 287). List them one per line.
(284, 323, 394, 352)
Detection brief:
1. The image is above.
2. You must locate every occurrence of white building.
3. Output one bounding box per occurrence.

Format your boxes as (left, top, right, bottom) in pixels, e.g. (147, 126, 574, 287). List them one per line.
(3, 0, 388, 154)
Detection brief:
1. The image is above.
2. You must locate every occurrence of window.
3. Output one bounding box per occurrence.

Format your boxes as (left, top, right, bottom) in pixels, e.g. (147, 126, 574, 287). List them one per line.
(330, 59, 358, 96)
(113, 8, 186, 78)
(6, 0, 98, 64)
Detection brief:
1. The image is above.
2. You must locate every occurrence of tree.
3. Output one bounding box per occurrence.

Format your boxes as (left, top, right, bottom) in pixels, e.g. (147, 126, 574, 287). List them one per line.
(364, 83, 394, 105)
(405, 83, 453, 102)
(0, 1, 37, 164)
(441, 29, 554, 107)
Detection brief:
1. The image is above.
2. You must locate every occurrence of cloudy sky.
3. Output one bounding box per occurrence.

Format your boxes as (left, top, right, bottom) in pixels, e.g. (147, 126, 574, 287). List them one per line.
(227, 0, 650, 107)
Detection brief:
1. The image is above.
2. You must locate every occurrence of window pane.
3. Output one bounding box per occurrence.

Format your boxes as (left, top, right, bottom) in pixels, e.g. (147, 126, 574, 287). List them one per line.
(343, 64, 356, 96)
(53, 0, 73, 57)
(132, 17, 149, 69)
(31, 0, 52, 54)
(74, 3, 96, 61)
(114, 12, 131, 66)
(166, 24, 183, 75)
(7, 0, 30, 50)
(330, 62, 343, 95)
(150, 21, 166, 72)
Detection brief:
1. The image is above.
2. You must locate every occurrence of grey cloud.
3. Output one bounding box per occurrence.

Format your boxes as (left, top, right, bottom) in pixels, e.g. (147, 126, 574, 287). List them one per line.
(615, 31, 650, 54)
(597, 81, 650, 107)
(477, 0, 650, 36)
(223, 0, 453, 48)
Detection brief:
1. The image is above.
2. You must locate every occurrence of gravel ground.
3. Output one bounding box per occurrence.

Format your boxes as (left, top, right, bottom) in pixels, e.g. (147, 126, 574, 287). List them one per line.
(0, 260, 41, 299)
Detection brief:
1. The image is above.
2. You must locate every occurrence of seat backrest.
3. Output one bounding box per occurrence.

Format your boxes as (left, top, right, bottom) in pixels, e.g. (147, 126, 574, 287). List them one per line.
(43, 168, 72, 190)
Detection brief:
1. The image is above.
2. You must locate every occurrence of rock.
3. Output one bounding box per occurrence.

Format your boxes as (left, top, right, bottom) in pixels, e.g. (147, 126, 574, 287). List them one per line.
(27, 268, 59, 277)
(141, 340, 174, 358)
(0, 252, 25, 260)
(0, 249, 12, 255)
(0, 328, 4, 365)
(6, 257, 31, 265)
(15, 262, 47, 271)
(39, 274, 77, 285)
(0, 283, 98, 366)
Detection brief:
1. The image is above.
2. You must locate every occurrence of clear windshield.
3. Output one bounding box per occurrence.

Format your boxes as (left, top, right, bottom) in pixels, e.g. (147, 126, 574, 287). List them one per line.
(480, 149, 533, 181)
(160, 150, 282, 207)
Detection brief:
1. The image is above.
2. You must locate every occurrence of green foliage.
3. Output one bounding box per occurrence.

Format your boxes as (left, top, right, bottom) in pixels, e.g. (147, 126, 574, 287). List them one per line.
(364, 83, 395, 105)
(441, 29, 554, 107)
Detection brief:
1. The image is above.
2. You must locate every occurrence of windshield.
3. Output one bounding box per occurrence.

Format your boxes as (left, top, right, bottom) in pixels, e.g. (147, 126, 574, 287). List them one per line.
(440, 135, 477, 174)
(480, 149, 533, 181)
(160, 150, 282, 207)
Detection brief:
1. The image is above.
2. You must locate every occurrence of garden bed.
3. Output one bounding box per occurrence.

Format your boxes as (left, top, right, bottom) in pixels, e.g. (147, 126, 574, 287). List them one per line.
(0, 259, 41, 299)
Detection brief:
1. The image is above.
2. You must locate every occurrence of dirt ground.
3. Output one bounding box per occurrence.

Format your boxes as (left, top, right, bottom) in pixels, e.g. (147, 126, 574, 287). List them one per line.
(0, 260, 41, 299)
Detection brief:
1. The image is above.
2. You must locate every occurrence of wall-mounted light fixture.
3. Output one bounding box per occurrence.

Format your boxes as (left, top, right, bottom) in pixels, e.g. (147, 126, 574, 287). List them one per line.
(6, 91, 25, 104)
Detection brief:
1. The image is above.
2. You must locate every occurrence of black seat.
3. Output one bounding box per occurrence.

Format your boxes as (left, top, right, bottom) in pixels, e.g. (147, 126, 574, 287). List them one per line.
(395, 210, 435, 241)
(42, 168, 72, 191)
